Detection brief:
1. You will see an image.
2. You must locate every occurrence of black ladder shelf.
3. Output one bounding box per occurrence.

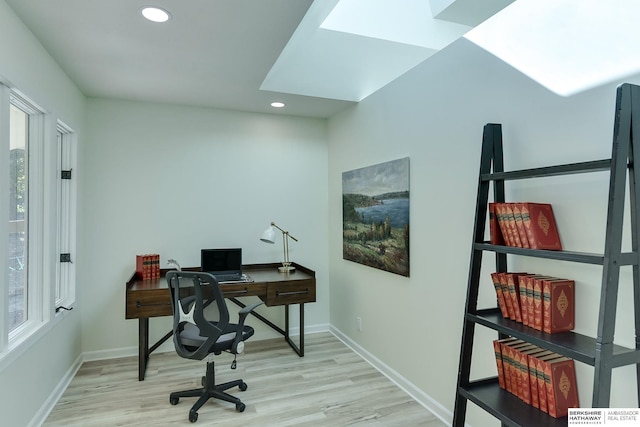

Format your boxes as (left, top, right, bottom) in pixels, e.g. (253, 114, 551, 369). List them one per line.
(453, 83, 640, 427)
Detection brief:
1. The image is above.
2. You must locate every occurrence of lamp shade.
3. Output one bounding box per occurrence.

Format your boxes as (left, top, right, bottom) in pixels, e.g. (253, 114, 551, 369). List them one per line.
(260, 226, 276, 244)
(259, 221, 297, 273)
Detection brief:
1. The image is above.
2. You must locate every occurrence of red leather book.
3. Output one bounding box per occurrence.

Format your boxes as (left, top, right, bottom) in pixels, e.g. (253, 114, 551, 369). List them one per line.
(498, 272, 515, 319)
(500, 339, 525, 394)
(528, 350, 554, 409)
(495, 203, 514, 246)
(136, 254, 151, 280)
(523, 275, 552, 328)
(506, 273, 526, 323)
(517, 345, 544, 404)
(489, 203, 505, 245)
(152, 254, 160, 279)
(533, 277, 552, 331)
(523, 275, 555, 331)
(536, 352, 562, 413)
(136, 255, 144, 279)
(517, 274, 531, 326)
(525, 275, 540, 328)
(493, 338, 517, 389)
(504, 203, 523, 247)
(521, 202, 563, 250)
(502, 341, 518, 394)
(512, 203, 530, 248)
(543, 279, 575, 333)
(490, 272, 510, 319)
(507, 341, 535, 398)
(545, 357, 579, 418)
(492, 339, 505, 389)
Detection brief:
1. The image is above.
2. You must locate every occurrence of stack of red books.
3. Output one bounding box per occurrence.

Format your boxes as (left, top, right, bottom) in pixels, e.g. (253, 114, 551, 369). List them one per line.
(489, 202, 562, 250)
(494, 337, 579, 418)
(490, 272, 574, 333)
(136, 254, 160, 280)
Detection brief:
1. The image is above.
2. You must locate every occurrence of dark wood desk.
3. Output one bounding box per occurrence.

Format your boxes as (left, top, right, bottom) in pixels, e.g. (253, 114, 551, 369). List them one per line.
(126, 263, 316, 380)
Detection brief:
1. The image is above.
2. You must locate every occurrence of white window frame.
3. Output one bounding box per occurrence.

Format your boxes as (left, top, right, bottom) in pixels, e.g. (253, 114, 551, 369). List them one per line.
(0, 82, 77, 366)
(7, 90, 50, 346)
(55, 123, 76, 310)
(0, 83, 9, 354)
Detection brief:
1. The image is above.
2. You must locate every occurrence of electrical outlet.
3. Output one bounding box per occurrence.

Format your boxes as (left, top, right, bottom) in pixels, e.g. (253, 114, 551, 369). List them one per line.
(356, 316, 362, 331)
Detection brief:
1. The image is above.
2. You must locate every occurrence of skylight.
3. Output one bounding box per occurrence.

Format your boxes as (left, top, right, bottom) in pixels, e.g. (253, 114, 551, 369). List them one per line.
(464, 0, 640, 96)
(320, 0, 468, 49)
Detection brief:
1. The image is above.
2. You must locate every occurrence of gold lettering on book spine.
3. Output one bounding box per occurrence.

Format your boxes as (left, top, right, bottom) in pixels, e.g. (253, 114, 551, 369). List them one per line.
(559, 370, 571, 399)
(537, 211, 550, 236)
(557, 289, 569, 317)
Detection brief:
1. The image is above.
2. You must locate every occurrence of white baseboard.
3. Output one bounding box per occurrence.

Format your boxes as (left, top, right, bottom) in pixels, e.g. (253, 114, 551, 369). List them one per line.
(28, 353, 83, 427)
(294, 322, 330, 336)
(82, 345, 138, 362)
(329, 325, 453, 426)
(81, 322, 332, 362)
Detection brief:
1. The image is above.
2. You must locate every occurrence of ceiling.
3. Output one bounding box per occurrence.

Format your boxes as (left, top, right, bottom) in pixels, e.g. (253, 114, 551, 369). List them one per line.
(5, 0, 514, 118)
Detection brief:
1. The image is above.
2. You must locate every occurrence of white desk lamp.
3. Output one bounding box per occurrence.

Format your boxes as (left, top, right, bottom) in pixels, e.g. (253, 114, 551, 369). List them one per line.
(260, 222, 298, 273)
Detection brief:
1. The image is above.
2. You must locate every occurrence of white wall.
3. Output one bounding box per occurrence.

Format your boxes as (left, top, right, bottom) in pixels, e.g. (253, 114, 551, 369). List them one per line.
(82, 98, 330, 357)
(328, 37, 640, 426)
(0, 1, 85, 426)
(5, 0, 640, 424)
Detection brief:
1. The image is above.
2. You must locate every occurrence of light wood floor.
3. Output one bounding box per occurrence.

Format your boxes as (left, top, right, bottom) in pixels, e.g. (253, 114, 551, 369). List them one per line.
(43, 332, 446, 426)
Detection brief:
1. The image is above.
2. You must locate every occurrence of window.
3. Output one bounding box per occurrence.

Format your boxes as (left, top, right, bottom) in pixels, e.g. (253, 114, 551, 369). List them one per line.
(55, 124, 76, 308)
(1, 83, 77, 357)
(8, 104, 28, 332)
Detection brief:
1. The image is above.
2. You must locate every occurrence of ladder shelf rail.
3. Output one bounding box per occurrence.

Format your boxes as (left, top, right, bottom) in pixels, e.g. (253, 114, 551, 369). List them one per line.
(452, 83, 640, 426)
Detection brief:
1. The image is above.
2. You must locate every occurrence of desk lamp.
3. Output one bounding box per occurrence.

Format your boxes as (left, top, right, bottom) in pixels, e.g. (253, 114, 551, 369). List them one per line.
(260, 222, 298, 273)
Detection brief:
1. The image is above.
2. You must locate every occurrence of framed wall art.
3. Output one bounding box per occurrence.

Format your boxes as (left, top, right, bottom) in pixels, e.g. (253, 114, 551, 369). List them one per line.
(342, 157, 409, 277)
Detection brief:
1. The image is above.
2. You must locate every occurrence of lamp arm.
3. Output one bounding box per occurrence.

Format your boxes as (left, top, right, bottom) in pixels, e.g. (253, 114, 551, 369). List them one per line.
(270, 222, 298, 242)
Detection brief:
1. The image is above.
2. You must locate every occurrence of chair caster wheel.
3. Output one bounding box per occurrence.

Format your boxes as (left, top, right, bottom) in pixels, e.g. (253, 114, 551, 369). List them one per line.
(189, 410, 198, 422)
(169, 397, 179, 405)
(201, 376, 206, 387)
(236, 402, 246, 412)
(239, 382, 247, 391)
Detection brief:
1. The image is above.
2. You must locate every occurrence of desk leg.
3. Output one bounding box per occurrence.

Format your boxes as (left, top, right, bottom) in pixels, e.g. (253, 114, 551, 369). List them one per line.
(285, 304, 290, 340)
(229, 298, 305, 357)
(284, 303, 305, 357)
(299, 303, 305, 356)
(139, 318, 149, 381)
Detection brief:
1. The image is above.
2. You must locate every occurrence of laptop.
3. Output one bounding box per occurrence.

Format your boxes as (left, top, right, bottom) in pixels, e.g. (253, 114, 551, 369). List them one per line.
(201, 248, 243, 282)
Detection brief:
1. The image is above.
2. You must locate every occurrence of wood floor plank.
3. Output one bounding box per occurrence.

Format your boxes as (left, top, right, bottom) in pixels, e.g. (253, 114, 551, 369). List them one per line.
(43, 332, 446, 426)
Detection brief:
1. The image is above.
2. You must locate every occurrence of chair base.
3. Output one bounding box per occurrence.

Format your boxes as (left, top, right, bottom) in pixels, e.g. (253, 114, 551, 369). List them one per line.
(169, 360, 247, 423)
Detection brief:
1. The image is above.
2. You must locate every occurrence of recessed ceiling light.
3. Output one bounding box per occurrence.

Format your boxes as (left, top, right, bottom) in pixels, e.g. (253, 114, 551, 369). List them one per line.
(141, 7, 171, 23)
(270, 102, 286, 108)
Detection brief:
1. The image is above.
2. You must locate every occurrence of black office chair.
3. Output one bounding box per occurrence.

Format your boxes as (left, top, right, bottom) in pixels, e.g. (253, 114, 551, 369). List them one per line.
(166, 271, 262, 423)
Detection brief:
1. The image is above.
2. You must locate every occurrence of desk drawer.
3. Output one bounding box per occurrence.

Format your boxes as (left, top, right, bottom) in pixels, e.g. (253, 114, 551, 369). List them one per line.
(266, 282, 316, 306)
(221, 283, 266, 299)
(126, 289, 172, 318)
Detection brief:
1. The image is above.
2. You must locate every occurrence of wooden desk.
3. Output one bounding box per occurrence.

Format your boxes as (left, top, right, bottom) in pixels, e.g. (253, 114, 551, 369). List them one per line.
(126, 263, 316, 380)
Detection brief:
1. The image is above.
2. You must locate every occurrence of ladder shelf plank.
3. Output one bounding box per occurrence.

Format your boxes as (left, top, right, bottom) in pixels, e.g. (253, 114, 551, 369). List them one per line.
(474, 242, 639, 266)
(468, 309, 639, 367)
(481, 158, 611, 182)
(459, 379, 569, 427)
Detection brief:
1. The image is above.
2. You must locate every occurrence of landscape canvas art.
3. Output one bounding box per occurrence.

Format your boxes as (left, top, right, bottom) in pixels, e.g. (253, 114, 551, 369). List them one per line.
(342, 157, 410, 276)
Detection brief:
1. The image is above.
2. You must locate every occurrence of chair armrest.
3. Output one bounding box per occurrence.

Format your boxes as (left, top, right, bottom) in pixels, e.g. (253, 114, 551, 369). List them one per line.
(239, 301, 264, 316)
(231, 301, 264, 353)
(236, 301, 264, 328)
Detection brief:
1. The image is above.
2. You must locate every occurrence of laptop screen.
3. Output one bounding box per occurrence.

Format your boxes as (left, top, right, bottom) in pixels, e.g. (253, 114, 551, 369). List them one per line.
(201, 248, 242, 274)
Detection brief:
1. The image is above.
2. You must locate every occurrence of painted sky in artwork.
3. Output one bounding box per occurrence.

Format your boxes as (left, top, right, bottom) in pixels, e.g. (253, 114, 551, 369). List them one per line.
(342, 157, 409, 196)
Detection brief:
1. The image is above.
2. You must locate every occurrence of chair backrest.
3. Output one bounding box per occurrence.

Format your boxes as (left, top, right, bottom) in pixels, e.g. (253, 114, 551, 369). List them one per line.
(166, 271, 230, 360)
